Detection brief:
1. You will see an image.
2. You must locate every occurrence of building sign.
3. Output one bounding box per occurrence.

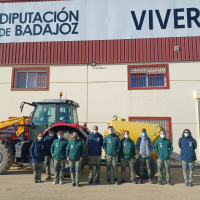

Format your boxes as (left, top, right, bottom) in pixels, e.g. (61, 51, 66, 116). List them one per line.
(0, 0, 200, 43)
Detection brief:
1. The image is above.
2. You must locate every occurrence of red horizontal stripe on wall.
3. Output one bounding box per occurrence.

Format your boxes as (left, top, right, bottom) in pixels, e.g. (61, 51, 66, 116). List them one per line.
(0, 37, 199, 65)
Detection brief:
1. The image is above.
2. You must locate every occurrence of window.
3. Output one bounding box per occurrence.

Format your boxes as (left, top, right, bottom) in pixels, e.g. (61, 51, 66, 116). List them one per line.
(129, 117, 172, 142)
(128, 64, 169, 90)
(11, 67, 49, 91)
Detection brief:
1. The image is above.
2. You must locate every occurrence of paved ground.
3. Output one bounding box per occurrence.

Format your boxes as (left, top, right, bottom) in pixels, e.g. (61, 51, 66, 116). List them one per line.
(0, 164, 200, 200)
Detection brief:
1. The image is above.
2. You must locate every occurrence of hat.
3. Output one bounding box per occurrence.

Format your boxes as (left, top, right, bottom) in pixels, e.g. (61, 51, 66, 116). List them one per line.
(142, 128, 146, 133)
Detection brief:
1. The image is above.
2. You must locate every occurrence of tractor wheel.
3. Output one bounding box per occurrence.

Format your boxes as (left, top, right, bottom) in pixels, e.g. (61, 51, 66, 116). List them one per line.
(0, 140, 14, 174)
(134, 157, 157, 179)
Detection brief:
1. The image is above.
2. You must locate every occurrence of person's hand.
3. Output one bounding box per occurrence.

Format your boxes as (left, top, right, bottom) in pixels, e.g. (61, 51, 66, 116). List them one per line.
(80, 157, 83, 161)
(52, 154, 53, 157)
(67, 157, 70, 161)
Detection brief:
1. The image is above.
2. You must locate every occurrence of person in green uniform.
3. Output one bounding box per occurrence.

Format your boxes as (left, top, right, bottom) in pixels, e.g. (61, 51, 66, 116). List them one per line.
(154, 130, 173, 185)
(103, 126, 121, 185)
(51, 130, 68, 185)
(66, 131, 85, 187)
(120, 130, 136, 184)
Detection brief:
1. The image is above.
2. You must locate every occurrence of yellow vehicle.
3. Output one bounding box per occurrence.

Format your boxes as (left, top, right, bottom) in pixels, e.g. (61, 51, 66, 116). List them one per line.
(105, 116, 163, 178)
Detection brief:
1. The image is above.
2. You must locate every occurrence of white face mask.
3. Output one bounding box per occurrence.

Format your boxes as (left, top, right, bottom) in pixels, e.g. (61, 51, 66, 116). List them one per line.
(160, 134, 165, 138)
(93, 130, 97, 134)
(125, 135, 129, 138)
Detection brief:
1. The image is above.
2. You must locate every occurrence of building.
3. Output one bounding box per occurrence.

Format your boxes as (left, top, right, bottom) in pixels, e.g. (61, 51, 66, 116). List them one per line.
(0, 0, 200, 161)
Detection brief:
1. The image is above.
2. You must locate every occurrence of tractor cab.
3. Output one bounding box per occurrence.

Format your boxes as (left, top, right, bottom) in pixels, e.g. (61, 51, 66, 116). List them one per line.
(20, 99, 80, 140)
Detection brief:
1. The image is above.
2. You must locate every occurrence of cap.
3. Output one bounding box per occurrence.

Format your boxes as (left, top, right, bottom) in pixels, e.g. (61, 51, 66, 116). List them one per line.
(142, 128, 146, 133)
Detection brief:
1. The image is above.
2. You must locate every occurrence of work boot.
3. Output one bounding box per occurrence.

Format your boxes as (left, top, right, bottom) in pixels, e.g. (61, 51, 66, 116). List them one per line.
(148, 178, 153, 184)
(132, 179, 137, 184)
(34, 181, 38, 183)
(38, 180, 41, 183)
(188, 183, 192, 187)
(158, 181, 162, 185)
(106, 179, 111, 185)
(71, 183, 76, 187)
(185, 182, 189, 186)
(96, 179, 100, 184)
(53, 181, 58, 184)
(120, 180, 126, 184)
(89, 178, 93, 184)
(167, 181, 171, 185)
(114, 179, 119, 185)
(60, 181, 63, 185)
(76, 183, 80, 187)
(46, 176, 51, 180)
(138, 178, 142, 184)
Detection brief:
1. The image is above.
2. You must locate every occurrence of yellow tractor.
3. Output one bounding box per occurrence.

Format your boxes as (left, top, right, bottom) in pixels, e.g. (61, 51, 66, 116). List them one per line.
(104, 116, 163, 178)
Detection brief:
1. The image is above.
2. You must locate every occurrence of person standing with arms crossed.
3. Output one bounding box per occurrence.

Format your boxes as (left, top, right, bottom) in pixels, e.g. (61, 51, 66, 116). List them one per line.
(86, 125, 103, 184)
(103, 126, 121, 185)
(51, 131, 68, 185)
(154, 130, 173, 185)
(179, 129, 197, 187)
(67, 131, 85, 187)
(44, 129, 57, 180)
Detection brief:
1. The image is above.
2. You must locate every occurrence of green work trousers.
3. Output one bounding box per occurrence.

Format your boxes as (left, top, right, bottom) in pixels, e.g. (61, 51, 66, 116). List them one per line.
(44, 156, 54, 176)
(33, 162, 43, 181)
(54, 159, 66, 181)
(88, 156, 101, 180)
(182, 161, 195, 184)
(120, 158, 135, 181)
(157, 159, 171, 182)
(69, 160, 82, 184)
(139, 157, 151, 177)
(106, 155, 118, 180)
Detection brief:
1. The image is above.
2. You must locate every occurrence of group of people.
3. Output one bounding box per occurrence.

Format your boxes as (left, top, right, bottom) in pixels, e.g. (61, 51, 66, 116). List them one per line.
(29, 125, 197, 187)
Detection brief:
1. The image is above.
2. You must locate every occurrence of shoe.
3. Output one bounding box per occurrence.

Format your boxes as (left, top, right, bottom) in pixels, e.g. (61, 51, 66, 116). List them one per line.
(185, 183, 189, 186)
(89, 178, 93, 184)
(158, 181, 162, 185)
(53, 181, 58, 184)
(138, 178, 142, 184)
(167, 181, 171, 185)
(120, 180, 126, 184)
(46, 176, 51, 180)
(114, 179, 119, 185)
(132, 179, 137, 184)
(71, 183, 76, 187)
(34, 181, 38, 183)
(188, 183, 192, 187)
(76, 183, 80, 187)
(148, 178, 153, 184)
(96, 179, 100, 184)
(60, 181, 63, 184)
(38, 180, 41, 183)
(106, 180, 111, 185)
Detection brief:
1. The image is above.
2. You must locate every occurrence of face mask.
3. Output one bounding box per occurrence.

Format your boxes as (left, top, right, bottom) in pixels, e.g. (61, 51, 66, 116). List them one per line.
(38, 136, 43, 141)
(125, 135, 129, 139)
(141, 133, 147, 137)
(184, 133, 189, 137)
(58, 135, 62, 139)
(73, 136, 78, 140)
(109, 130, 113, 134)
(160, 134, 165, 138)
(49, 133, 54, 137)
(93, 130, 97, 134)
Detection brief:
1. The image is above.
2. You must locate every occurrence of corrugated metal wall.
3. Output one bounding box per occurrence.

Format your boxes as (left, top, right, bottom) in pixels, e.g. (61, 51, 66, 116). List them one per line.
(0, 0, 200, 65)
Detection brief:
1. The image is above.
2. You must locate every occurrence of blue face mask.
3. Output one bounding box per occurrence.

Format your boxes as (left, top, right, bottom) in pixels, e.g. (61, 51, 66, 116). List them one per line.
(58, 135, 62, 139)
(184, 133, 189, 137)
(50, 133, 54, 137)
(109, 130, 113, 134)
(141, 133, 147, 137)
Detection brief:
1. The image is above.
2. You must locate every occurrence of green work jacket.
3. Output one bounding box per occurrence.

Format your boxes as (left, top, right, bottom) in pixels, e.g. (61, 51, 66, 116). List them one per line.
(120, 138, 136, 160)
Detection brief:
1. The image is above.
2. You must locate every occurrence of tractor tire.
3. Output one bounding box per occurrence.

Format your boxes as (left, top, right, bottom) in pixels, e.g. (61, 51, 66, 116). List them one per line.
(0, 140, 14, 174)
(134, 157, 157, 179)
